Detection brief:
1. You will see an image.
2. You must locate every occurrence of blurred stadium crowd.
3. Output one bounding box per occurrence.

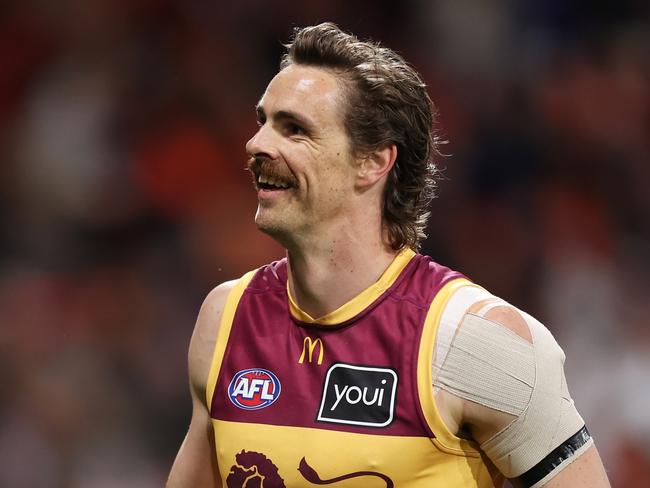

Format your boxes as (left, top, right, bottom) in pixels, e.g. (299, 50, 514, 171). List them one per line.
(0, 0, 648, 486)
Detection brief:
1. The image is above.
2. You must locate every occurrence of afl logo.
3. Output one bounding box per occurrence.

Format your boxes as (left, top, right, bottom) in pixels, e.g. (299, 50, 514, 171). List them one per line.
(228, 368, 281, 410)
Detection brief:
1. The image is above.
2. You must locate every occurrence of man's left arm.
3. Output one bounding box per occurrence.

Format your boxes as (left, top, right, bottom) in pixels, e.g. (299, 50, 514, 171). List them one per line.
(456, 306, 611, 487)
(543, 444, 609, 488)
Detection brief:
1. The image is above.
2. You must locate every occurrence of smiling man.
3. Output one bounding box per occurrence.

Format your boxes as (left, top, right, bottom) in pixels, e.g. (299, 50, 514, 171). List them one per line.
(168, 23, 610, 487)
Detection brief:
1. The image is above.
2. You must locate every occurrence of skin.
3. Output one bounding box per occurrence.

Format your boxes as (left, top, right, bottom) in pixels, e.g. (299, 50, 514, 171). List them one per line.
(247, 65, 398, 318)
(167, 65, 610, 487)
(167, 283, 231, 488)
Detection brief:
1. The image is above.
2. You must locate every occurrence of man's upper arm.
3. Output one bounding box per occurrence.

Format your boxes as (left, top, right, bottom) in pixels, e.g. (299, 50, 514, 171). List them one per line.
(167, 281, 236, 488)
(437, 303, 610, 487)
(543, 443, 610, 488)
(188, 282, 237, 399)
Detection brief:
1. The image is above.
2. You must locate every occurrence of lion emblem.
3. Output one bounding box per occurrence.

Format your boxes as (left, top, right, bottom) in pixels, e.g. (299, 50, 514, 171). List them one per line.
(226, 450, 286, 488)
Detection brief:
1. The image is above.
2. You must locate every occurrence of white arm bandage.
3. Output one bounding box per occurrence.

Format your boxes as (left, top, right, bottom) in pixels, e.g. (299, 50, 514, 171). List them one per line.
(434, 294, 593, 487)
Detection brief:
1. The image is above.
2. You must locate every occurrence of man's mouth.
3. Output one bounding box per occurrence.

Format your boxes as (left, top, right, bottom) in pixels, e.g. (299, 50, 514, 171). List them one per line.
(256, 174, 293, 190)
(247, 156, 298, 192)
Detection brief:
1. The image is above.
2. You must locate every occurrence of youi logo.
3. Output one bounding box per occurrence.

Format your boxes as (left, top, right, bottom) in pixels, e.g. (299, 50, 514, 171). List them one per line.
(228, 368, 281, 410)
(317, 363, 398, 427)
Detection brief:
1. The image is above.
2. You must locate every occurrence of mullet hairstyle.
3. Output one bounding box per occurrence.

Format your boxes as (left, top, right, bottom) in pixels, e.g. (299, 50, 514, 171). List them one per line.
(280, 22, 441, 251)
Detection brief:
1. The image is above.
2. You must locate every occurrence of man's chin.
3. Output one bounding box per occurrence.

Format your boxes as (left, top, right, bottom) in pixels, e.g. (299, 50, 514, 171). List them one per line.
(254, 205, 303, 242)
(255, 215, 307, 251)
(255, 218, 289, 239)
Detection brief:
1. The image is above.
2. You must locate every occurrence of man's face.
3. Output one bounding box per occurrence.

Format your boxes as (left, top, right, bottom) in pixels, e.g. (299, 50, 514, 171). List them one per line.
(246, 65, 358, 243)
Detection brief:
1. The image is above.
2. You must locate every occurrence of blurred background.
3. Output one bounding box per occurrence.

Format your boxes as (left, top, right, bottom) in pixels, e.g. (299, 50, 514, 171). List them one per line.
(0, 0, 648, 486)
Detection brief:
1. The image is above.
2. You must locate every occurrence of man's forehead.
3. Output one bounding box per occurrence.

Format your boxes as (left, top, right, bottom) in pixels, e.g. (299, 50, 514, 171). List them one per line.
(257, 65, 345, 121)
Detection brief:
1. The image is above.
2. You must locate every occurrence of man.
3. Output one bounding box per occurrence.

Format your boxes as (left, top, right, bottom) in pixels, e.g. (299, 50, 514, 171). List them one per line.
(168, 23, 610, 487)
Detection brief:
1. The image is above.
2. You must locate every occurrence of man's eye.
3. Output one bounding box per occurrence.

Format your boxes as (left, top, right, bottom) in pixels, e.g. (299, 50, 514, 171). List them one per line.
(286, 123, 305, 136)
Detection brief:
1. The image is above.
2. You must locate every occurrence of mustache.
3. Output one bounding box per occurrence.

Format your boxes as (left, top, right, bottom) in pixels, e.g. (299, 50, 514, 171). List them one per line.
(246, 155, 298, 186)
(245, 155, 262, 172)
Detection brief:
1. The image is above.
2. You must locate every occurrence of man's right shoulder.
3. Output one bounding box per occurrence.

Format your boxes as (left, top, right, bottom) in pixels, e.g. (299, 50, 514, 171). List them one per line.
(202, 280, 239, 325)
(188, 280, 239, 401)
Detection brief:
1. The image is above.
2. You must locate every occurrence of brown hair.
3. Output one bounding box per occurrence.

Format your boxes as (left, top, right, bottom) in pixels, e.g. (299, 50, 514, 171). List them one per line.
(280, 22, 440, 251)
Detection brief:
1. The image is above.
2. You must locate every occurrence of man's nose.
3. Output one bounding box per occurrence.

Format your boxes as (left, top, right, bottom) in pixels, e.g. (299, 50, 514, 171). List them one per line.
(246, 124, 279, 160)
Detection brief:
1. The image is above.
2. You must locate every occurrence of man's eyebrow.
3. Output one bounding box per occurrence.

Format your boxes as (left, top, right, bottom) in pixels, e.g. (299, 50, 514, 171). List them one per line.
(255, 104, 314, 129)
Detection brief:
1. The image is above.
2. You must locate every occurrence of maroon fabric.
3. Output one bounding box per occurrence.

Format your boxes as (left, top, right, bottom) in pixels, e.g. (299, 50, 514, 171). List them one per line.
(211, 254, 463, 437)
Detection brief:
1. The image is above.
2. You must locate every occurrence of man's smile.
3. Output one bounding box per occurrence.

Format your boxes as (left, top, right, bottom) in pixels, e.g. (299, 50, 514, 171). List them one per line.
(247, 156, 299, 192)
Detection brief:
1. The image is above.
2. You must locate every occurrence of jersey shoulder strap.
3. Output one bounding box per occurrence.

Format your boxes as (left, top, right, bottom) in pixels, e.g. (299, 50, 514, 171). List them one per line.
(205, 268, 259, 407)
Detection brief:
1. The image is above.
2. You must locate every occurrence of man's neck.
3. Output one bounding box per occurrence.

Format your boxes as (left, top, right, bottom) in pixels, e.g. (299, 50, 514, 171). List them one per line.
(286, 232, 399, 320)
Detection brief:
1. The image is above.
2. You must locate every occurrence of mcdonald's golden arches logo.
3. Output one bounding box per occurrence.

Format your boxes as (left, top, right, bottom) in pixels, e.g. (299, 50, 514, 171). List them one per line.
(299, 337, 324, 365)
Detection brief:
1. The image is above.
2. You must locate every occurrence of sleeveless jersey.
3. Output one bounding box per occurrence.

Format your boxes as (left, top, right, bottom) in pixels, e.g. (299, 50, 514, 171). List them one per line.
(207, 249, 502, 487)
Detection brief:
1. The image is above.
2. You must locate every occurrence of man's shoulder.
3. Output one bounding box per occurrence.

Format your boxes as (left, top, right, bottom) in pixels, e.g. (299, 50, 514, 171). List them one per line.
(472, 301, 533, 342)
(197, 279, 240, 335)
(204, 280, 239, 314)
(390, 251, 467, 305)
(435, 272, 533, 340)
(188, 279, 240, 400)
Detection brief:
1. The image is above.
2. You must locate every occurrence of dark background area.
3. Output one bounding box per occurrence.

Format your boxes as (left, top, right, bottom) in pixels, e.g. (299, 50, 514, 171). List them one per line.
(0, 0, 648, 486)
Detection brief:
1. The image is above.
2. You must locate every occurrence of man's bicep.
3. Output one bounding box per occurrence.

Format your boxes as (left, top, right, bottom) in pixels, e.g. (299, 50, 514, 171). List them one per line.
(167, 282, 235, 488)
(542, 444, 610, 487)
(435, 301, 609, 485)
(167, 389, 222, 487)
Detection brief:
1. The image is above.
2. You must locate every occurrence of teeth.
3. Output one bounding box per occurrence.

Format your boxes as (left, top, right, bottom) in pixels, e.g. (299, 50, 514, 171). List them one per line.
(257, 174, 290, 189)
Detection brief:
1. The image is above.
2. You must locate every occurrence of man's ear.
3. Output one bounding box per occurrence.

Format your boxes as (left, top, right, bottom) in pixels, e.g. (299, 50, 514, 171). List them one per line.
(356, 144, 397, 189)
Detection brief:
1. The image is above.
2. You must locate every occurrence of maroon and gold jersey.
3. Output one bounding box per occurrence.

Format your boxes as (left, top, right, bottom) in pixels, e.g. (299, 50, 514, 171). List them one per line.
(207, 249, 502, 487)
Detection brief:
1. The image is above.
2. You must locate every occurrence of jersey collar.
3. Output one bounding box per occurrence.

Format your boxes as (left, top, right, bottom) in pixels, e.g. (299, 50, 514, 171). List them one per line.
(287, 247, 416, 326)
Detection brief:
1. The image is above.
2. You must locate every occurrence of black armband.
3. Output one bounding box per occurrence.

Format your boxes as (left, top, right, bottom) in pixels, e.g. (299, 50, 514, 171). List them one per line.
(510, 425, 592, 488)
